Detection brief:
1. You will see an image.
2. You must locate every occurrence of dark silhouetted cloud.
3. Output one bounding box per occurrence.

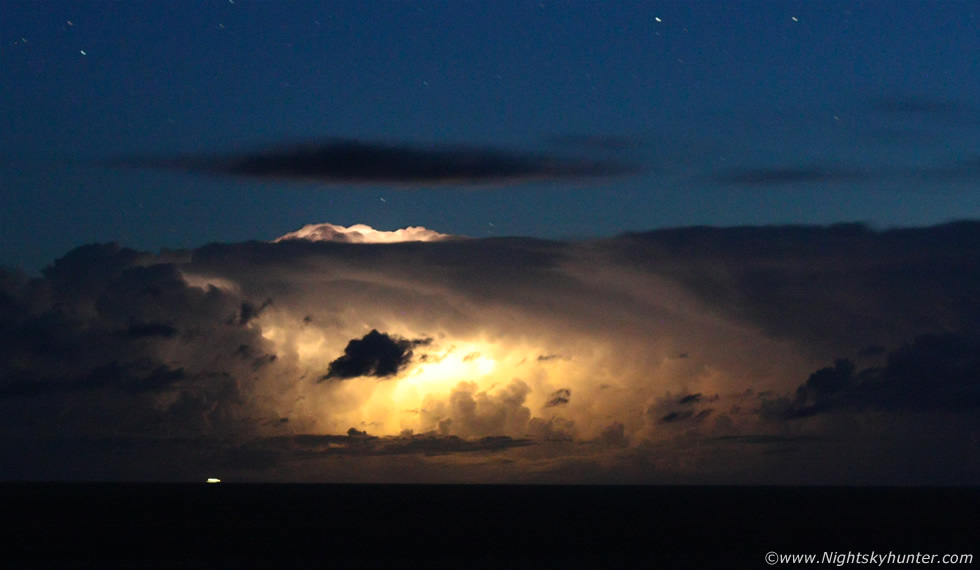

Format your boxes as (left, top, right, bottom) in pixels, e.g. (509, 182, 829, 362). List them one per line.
(274, 430, 532, 457)
(112, 139, 640, 187)
(659, 409, 712, 424)
(0, 360, 185, 399)
(647, 390, 716, 426)
(660, 410, 693, 423)
(235, 299, 272, 327)
(536, 354, 564, 362)
(320, 329, 431, 381)
(762, 331, 980, 420)
(544, 388, 571, 408)
(678, 393, 702, 405)
(378, 434, 532, 456)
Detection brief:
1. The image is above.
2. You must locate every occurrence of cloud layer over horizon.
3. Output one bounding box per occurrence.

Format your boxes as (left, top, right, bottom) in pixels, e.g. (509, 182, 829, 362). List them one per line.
(1, 221, 978, 483)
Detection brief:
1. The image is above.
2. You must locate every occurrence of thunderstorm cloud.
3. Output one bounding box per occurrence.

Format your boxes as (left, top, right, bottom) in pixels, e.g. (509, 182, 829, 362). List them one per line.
(1, 221, 978, 483)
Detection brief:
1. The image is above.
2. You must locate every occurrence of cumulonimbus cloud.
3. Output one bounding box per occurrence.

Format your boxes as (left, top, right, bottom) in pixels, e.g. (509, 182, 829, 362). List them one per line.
(1, 221, 978, 483)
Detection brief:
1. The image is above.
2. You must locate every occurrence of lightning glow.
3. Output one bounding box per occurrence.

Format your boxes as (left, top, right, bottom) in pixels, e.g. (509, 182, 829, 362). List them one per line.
(273, 222, 457, 244)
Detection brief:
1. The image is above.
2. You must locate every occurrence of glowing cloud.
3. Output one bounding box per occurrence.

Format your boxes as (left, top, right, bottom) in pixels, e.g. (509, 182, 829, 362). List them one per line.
(1, 222, 978, 484)
(273, 222, 457, 244)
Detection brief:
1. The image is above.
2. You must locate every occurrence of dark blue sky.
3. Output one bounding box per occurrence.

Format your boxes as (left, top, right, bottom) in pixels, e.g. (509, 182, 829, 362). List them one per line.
(2, 0, 978, 271)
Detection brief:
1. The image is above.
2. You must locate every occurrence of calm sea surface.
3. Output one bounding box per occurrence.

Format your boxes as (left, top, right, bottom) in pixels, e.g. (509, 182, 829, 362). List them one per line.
(2, 484, 976, 568)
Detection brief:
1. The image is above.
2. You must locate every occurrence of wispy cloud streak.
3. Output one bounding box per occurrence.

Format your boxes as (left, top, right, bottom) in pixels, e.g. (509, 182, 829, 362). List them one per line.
(108, 139, 641, 187)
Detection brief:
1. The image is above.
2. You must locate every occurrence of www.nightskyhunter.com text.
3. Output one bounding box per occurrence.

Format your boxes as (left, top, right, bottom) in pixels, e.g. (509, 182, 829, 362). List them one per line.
(766, 551, 973, 566)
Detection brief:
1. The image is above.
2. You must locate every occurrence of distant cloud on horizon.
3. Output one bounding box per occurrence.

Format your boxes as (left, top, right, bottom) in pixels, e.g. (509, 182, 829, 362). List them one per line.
(710, 156, 980, 187)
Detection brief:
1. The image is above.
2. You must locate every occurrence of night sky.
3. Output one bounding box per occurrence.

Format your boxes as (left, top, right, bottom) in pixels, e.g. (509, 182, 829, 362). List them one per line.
(3, 0, 979, 271)
(1, 1, 979, 484)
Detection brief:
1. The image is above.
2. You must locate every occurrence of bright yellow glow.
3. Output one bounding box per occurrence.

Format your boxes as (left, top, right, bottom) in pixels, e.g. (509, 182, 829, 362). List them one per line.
(260, 325, 286, 345)
(206, 478, 221, 483)
(260, 323, 331, 366)
(295, 329, 327, 362)
(274, 222, 453, 243)
(391, 342, 498, 414)
(255, 317, 607, 437)
(313, 340, 511, 436)
(411, 345, 496, 386)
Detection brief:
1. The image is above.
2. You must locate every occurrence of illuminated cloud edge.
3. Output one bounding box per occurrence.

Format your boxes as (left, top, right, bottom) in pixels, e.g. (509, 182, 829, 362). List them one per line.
(273, 222, 459, 243)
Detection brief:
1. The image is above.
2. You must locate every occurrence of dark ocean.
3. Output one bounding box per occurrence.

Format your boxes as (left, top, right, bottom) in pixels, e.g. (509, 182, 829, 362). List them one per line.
(2, 484, 976, 568)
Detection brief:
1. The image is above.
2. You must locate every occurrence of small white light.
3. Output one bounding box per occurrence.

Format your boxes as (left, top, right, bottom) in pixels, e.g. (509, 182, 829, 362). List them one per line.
(206, 478, 221, 483)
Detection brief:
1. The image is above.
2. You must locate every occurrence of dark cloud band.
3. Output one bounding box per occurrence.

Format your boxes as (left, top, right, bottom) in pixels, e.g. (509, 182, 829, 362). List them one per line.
(112, 139, 640, 186)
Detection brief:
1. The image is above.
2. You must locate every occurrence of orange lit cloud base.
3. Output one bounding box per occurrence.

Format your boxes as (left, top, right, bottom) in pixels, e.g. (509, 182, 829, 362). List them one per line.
(1, 222, 978, 483)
